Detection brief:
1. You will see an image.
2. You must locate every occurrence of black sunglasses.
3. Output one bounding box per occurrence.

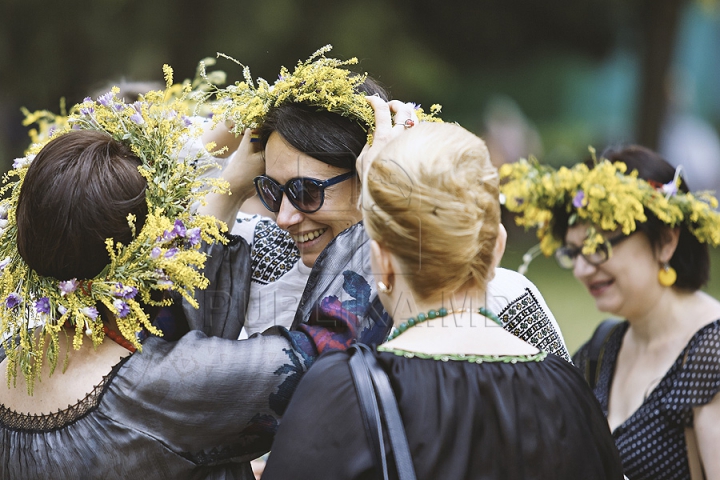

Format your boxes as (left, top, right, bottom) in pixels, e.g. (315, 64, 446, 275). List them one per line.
(253, 171, 355, 214)
(555, 232, 633, 269)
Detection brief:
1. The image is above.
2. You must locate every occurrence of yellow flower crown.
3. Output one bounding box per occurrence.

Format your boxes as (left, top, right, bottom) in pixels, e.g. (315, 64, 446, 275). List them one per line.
(20, 58, 227, 150)
(1, 66, 228, 393)
(499, 150, 720, 258)
(202, 45, 442, 140)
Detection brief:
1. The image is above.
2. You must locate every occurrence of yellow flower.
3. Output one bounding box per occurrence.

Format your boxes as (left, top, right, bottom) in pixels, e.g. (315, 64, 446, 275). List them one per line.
(499, 152, 720, 258)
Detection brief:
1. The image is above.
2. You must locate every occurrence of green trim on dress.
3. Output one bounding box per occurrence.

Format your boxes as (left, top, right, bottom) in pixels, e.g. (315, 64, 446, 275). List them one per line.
(376, 346, 548, 364)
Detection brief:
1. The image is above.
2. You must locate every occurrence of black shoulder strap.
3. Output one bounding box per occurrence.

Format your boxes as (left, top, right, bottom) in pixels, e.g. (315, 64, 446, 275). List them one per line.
(349, 344, 417, 480)
(586, 319, 622, 389)
(349, 345, 388, 479)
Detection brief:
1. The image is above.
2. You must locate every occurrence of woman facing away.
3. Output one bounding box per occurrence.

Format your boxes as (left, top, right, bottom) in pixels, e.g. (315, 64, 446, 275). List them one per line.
(500, 145, 720, 479)
(0, 88, 358, 480)
(260, 120, 624, 479)
(198, 47, 572, 363)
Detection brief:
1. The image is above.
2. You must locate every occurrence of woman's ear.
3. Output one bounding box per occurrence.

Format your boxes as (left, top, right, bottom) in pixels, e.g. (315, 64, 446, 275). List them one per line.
(490, 223, 508, 271)
(658, 227, 681, 263)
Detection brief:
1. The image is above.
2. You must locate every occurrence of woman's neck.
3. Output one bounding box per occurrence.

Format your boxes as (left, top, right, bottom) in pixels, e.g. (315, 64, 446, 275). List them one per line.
(626, 289, 720, 346)
(382, 285, 538, 357)
(387, 288, 489, 328)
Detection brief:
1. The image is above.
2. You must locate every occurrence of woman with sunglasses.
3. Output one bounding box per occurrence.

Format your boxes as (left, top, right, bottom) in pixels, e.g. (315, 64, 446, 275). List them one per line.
(261, 121, 624, 480)
(500, 145, 720, 480)
(199, 48, 572, 364)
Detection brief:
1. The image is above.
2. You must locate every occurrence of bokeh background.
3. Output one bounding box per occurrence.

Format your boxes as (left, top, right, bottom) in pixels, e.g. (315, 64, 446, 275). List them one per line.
(1, 0, 719, 352)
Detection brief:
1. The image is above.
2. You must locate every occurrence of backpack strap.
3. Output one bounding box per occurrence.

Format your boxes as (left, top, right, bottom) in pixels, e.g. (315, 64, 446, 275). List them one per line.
(586, 319, 622, 389)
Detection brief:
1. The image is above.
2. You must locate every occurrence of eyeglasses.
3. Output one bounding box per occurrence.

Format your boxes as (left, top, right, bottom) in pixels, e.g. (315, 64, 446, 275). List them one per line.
(554, 233, 633, 269)
(253, 171, 355, 214)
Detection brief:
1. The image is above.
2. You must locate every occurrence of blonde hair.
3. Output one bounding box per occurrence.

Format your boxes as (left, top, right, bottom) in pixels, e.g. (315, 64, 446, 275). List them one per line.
(363, 122, 500, 299)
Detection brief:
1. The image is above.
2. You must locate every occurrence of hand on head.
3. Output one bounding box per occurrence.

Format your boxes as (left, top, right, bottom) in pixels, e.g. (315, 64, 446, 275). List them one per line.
(222, 128, 265, 200)
(357, 96, 420, 179)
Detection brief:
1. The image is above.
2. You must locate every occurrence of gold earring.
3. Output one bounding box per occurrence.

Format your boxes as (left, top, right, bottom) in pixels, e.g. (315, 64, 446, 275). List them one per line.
(658, 263, 677, 287)
(377, 281, 393, 294)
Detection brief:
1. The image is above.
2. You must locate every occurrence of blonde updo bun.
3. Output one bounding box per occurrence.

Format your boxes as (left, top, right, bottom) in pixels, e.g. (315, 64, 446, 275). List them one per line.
(363, 122, 500, 299)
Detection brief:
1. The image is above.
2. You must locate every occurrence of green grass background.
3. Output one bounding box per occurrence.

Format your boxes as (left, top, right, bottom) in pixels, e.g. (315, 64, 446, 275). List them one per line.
(500, 236, 720, 354)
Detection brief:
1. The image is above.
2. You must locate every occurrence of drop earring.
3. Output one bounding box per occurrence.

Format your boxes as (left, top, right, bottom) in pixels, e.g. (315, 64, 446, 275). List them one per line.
(658, 262, 677, 287)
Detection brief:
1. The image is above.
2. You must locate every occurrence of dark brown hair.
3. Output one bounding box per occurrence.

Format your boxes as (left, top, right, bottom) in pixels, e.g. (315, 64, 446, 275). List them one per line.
(17, 130, 148, 280)
(258, 76, 389, 172)
(551, 145, 709, 290)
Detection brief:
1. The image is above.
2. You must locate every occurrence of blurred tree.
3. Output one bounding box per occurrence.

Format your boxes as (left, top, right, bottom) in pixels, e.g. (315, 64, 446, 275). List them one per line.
(0, 0, 712, 170)
(635, 0, 689, 150)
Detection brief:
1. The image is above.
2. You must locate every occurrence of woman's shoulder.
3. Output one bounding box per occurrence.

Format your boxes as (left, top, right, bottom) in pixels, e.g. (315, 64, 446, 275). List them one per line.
(666, 319, 720, 411)
(685, 318, 720, 356)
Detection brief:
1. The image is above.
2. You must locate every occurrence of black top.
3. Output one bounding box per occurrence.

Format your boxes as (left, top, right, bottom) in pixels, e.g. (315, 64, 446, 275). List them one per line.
(573, 319, 720, 480)
(263, 347, 624, 480)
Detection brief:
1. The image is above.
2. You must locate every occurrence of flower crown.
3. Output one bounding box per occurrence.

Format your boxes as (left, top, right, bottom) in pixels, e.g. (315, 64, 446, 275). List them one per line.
(202, 45, 442, 140)
(499, 149, 720, 259)
(1, 65, 228, 392)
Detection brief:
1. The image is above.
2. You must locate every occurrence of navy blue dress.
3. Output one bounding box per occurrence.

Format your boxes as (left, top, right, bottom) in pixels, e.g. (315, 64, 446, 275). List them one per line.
(573, 320, 720, 480)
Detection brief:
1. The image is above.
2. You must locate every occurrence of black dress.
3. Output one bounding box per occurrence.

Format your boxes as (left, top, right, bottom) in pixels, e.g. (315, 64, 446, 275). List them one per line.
(573, 319, 720, 480)
(262, 347, 624, 480)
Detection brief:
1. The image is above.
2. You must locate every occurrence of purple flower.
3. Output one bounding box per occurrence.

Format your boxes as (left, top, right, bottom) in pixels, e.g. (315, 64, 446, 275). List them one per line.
(182, 115, 193, 127)
(5, 293, 21, 309)
(114, 104, 125, 112)
(72, 124, 82, 130)
(572, 190, 586, 208)
(661, 181, 678, 197)
(164, 247, 179, 258)
(113, 283, 138, 299)
(81, 306, 99, 320)
(97, 92, 113, 106)
(0, 257, 11, 271)
(13, 157, 31, 169)
(187, 227, 201, 246)
(58, 305, 68, 315)
(80, 104, 95, 115)
(83, 96, 92, 103)
(34, 297, 51, 315)
(113, 299, 130, 318)
(151, 247, 162, 259)
(59, 279, 79, 296)
(172, 220, 186, 238)
(162, 229, 177, 241)
(156, 270, 174, 287)
(129, 112, 144, 125)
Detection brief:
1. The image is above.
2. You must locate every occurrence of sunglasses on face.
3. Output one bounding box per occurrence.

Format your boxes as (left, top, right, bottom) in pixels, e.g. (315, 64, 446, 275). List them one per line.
(555, 232, 633, 269)
(253, 171, 355, 214)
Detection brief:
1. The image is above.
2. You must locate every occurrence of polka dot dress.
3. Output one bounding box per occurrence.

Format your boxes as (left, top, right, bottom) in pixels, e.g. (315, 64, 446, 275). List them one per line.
(574, 320, 720, 480)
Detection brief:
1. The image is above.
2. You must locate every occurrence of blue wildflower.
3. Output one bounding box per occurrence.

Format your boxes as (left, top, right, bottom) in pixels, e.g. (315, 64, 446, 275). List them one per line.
(81, 306, 99, 320)
(59, 279, 79, 296)
(113, 299, 130, 318)
(572, 191, 586, 208)
(130, 112, 144, 125)
(34, 297, 51, 315)
(187, 227, 201, 246)
(5, 293, 21, 309)
(172, 219, 186, 238)
(97, 92, 113, 107)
